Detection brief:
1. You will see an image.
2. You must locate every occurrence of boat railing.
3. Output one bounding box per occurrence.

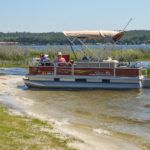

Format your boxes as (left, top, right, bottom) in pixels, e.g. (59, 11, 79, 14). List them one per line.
(74, 61, 118, 68)
(29, 61, 143, 78)
(53, 62, 141, 77)
(29, 58, 53, 67)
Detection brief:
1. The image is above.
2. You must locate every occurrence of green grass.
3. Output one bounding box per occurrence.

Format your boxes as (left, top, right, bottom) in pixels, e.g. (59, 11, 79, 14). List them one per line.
(146, 69, 150, 78)
(0, 105, 76, 150)
(1, 45, 150, 67)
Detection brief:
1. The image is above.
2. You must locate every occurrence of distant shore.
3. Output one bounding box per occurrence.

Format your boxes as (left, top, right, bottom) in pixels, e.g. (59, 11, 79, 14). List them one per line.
(0, 42, 18, 45)
(0, 30, 150, 45)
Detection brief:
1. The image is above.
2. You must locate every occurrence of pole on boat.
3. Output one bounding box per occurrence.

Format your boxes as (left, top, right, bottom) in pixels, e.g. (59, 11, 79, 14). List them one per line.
(110, 18, 133, 56)
(77, 38, 100, 61)
(110, 18, 133, 51)
(67, 37, 78, 60)
(122, 18, 133, 32)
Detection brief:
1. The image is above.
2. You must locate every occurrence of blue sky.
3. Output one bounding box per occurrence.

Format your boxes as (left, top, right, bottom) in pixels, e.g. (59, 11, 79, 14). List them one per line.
(0, 0, 149, 32)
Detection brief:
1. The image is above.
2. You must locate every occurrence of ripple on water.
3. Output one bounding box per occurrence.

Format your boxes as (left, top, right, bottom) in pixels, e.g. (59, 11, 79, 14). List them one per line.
(93, 128, 111, 136)
(0, 68, 27, 75)
(98, 113, 150, 125)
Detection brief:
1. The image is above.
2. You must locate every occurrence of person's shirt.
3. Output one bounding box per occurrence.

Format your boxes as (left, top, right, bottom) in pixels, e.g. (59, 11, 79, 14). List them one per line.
(41, 56, 46, 62)
(40, 55, 47, 64)
(58, 57, 66, 63)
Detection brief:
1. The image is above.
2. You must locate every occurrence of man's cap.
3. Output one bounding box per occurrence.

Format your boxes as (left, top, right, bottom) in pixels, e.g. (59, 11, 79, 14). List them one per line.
(58, 52, 62, 55)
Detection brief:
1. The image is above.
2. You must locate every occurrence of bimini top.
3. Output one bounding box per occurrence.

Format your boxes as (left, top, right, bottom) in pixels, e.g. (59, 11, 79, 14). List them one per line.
(63, 30, 124, 42)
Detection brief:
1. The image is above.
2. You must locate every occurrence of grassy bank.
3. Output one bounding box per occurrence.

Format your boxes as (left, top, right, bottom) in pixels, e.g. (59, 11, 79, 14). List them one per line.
(1, 45, 150, 67)
(0, 105, 75, 150)
(0, 45, 59, 67)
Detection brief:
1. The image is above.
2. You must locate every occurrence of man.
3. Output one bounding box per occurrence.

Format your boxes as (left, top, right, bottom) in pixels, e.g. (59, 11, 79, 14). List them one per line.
(57, 52, 66, 63)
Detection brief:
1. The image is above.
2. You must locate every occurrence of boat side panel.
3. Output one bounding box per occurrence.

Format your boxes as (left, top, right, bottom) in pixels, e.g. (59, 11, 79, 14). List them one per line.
(24, 79, 141, 89)
(29, 66, 140, 77)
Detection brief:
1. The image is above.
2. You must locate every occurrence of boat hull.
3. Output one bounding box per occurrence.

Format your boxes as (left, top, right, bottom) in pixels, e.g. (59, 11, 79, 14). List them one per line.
(23, 78, 142, 90)
(142, 78, 150, 88)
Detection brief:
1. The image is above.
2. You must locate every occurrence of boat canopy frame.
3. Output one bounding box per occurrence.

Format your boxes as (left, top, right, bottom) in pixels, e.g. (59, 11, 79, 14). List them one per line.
(63, 30, 124, 61)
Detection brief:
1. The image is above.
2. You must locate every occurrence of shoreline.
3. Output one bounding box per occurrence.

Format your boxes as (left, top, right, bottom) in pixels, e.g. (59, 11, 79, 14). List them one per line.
(0, 74, 147, 150)
(0, 104, 76, 150)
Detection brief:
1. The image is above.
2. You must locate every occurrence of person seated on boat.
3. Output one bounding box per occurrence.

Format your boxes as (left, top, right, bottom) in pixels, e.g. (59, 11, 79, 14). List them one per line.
(69, 59, 74, 65)
(57, 52, 67, 65)
(103, 57, 118, 63)
(40, 53, 46, 66)
(82, 54, 89, 61)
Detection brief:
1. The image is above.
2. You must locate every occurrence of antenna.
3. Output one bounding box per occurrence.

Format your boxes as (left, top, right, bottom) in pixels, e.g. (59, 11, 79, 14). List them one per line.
(110, 18, 133, 51)
(122, 18, 133, 31)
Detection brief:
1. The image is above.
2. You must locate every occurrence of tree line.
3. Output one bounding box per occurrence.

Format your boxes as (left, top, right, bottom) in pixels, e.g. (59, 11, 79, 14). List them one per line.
(0, 30, 150, 45)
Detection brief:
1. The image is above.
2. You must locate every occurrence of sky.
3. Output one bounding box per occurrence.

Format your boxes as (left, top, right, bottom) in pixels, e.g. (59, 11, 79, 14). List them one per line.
(0, 0, 150, 32)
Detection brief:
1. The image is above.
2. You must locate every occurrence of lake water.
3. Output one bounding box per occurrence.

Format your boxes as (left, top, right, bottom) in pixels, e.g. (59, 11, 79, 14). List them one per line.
(22, 44, 150, 51)
(0, 68, 150, 150)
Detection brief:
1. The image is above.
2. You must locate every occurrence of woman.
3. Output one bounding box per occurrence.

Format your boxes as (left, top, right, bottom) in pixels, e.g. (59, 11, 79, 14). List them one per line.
(40, 53, 46, 66)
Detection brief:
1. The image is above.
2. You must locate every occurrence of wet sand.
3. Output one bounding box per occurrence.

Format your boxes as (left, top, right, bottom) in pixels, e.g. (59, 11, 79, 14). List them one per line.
(0, 73, 149, 150)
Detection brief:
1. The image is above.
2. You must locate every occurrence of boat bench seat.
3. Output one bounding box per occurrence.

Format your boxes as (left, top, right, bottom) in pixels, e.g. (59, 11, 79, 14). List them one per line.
(75, 62, 117, 68)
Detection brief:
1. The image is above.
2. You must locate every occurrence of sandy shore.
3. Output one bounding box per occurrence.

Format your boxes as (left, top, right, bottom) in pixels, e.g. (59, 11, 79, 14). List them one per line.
(0, 75, 142, 150)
